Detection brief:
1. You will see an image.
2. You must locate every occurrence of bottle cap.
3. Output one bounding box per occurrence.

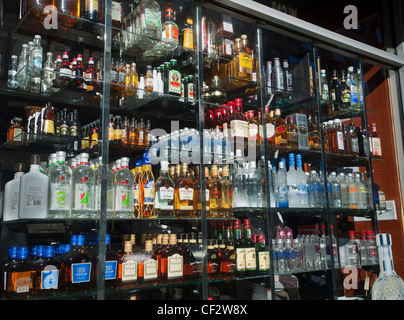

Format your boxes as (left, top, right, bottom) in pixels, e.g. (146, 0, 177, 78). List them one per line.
(17, 247, 29, 259)
(31, 154, 41, 165)
(8, 246, 18, 258)
(43, 246, 55, 258)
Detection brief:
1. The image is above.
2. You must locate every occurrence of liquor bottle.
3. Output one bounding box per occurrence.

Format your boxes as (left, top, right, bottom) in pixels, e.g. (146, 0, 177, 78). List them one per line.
(208, 165, 221, 218)
(161, 7, 178, 50)
(160, 234, 183, 284)
(207, 239, 219, 280)
(329, 172, 342, 208)
(243, 219, 257, 276)
(347, 67, 359, 109)
(366, 231, 378, 265)
(274, 108, 287, 147)
(4, 247, 36, 299)
(7, 55, 19, 89)
(114, 157, 135, 218)
(230, 98, 248, 151)
(370, 123, 382, 158)
(141, 153, 155, 218)
(84, 0, 100, 22)
(155, 161, 174, 218)
(111, 0, 123, 29)
(62, 235, 94, 293)
(347, 122, 359, 155)
(371, 234, 404, 300)
(184, 233, 199, 281)
(283, 59, 293, 91)
(359, 231, 368, 265)
(117, 240, 138, 288)
(48, 151, 72, 219)
(3, 164, 25, 222)
(357, 68, 365, 107)
(265, 107, 276, 145)
(272, 58, 284, 92)
(18, 154, 49, 219)
(286, 116, 298, 149)
(101, 234, 119, 289)
(7, 117, 24, 145)
(72, 153, 95, 218)
(340, 70, 351, 104)
(220, 240, 236, 280)
(59, 51, 72, 87)
(295, 154, 309, 208)
(233, 220, 245, 277)
(29, 35, 43, 94)
(34, 246, 60, 296)
(182, 13, 194, 50)
(40, 52, 54, 96)
(74, 54, 85, 90)
(133, 159, 143, 218)
(334, 119, 345, 154)
(320, 69, 329, 101)
(234, 34, 252, 82)
(329, 69, 341, 103)
(347, 231, 359, 266)
(221, 166, 233, 218)
(138, 239, 158, 286)
(347, 173, 359, 209)
(167, 59, 181, 96)
(174, 163, 195, 218)
(137, 0, 161, 48)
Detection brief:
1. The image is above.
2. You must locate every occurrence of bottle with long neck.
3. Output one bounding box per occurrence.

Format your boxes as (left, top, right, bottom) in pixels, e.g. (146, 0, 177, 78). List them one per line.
(371, 234, 404, 300)
(141, 152, 155, 218)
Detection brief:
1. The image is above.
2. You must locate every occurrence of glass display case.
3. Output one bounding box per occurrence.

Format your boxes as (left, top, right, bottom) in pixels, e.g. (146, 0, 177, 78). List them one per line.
(0, 0, 383, 300)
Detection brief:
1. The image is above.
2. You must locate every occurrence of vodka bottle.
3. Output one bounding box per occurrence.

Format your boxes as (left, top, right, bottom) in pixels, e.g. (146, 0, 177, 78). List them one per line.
(29, 35, 43, 94)
(18, 155, 49, 219)
(277, 161, 289, 208)
(3, 163, 25, 221)
(356, 173, 368, 209)
(276, 229, 286, 273)
(371, 234, 404, 300)
(331, 225, 340, 267)
(72, 153, 95, 218)
(295, 154, 309, 208)
(41, 52, 54, 96)
(338, 173, 350, 208)
(359, 231, 368, 265)
(347, 173, 359, 209)
(7, 55, 19, 89)
(319, 225, 328, 269)
(308, 170, 322, 208)
(312, 227, 322, 269)
(292, 238, 303, 271)
(303, 230, 313, 270)
(248, 161, 262, 207)
(357, 69, 365, 107)
(329, 172, 342, 208)
(48, 151, 72, 219)
(284, 229, 294, 271)
(268, 162, 276, 208)
(272, 57, 284, 92)
(287, 154, 298, 208)
(17, 44, 29, 91)
(366, 231, 378, 265)
(114, 157, 135, 218)
(347, 231, 359, 266)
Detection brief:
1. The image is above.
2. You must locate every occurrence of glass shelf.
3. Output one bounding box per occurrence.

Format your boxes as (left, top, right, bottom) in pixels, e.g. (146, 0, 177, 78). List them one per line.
(264, 87, 315, 113)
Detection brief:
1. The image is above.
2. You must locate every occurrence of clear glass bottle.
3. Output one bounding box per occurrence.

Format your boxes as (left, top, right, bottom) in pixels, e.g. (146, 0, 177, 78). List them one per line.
(72, 153, 95, 218)
(161, 7, 178, 50)
(48, 151, 72, 219)
(17, 44, 30, 91)
(277, 161, 289, 208)
(371, 234, 404, 300)
(114, 157, 135, 218)
(41, 52, 54, 95)
(137, 0, 161, 49)
(320, 69, 329, 101)
(7, 55, 19, 89)
(29, 35, 43, 94)
(347, 231, 359, 266)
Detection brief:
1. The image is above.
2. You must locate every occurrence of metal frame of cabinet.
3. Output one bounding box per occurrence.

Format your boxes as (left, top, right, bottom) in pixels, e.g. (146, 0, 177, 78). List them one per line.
(1, 0, 401, 300)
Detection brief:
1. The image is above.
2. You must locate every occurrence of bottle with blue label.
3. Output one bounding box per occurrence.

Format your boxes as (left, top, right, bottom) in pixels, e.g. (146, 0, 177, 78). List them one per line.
(62, 234, 94, 293)
(102, 234, 119, 289)
(34, 246, 60, 296)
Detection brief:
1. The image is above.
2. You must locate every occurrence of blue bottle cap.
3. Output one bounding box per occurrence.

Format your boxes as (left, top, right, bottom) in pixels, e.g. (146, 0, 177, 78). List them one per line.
(29, 245, 37, 256)
(37, 245, 44, 257)
(8, 246, 18, 258)
(70, 235, 77, 246)
(136, 159, 143, 167)
(17, 247, 29, 260)
(43, 246, 55, 258)
(64, 244, 71, 253)
(76, 235, 85, 246)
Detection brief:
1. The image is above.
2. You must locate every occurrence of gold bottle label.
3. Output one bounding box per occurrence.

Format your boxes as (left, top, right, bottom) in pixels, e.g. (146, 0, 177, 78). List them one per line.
(239, 53, 252, 74)
(43, 120, 54, 134)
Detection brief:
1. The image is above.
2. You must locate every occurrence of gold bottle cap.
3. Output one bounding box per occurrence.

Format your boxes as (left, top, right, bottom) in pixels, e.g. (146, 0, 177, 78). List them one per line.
(169, 234, 177, 244)
(241, 34, 247, 40)
(275, 108, 281, 116)
(130, 234, 136, 243)
(124, 241, 133, 252)
(145, 240, 153, 252)
(181, 163, 188, 173)
(222, 166, 229, 177)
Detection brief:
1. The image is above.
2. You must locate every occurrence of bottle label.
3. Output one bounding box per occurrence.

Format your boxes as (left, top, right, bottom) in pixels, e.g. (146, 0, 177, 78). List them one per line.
(258, 251, 270, 271)
(41, 268, 59, 290)
(245, 247, 257, 271)
(50, 183, 70, 210)
(144, 180, 155, 205)
(163, 24, 178, 40)
(236, 248, 246, 271)
(134, 183, 140, 205)
(167, 254, 183, 279)
(26, 186, 43, 207)
(116, 188, 131, 210)
(168, 70, 181, 94)
(74, 184, 92, 210)
(248, 123, 258, 140)
(183, 28, 194, 49)
(122, 260, 137, 282)
(372, 137, 382, 156)
(179, 187, 193, 200)
(144, 8, 161, 29)
(337, 131, 344, 151)
(105, 260, 117, 280)
(144, 259, 158, 280)
(111, 1, 122, 22)
(188, 83, 195, 101)
(10, 271, 35, 293)
(230, 120, 248, 138)
(71, 262, 91, 283)
(266, 123, 275, 141)
(86, 0, 99, 13)
(239, 53, 252, 75)
(43, 120, 54, 134)
(160, 186, 174, 200)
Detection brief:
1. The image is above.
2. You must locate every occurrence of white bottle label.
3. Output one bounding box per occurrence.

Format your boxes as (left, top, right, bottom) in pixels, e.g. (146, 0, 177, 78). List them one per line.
(236, 248, 246, 271)
(179, 187, 193, 200)
(26, 186, 43, 207)
(144, 259, 158, 280)
(167, 254, 183, 279)
(122, 260, 137, 282)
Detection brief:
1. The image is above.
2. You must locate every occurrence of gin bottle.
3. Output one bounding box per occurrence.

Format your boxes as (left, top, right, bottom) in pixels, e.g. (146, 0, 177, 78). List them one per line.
(48, 151, 72, 219)
(29, 35, 43, 94)
(72, 153, 95, 218)
(114, 157, 135, 218)
(41, 52, 54, 96)
(7, 55, 19, 89)
(17, 44, 30, 91)
(371, 234, 404, 300)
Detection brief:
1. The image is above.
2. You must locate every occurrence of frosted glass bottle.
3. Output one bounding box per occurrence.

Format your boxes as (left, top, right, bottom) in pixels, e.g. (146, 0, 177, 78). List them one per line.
(3, 164, 25, 221)
(18, 155, 49, 219)
(48, 151, 72, 219)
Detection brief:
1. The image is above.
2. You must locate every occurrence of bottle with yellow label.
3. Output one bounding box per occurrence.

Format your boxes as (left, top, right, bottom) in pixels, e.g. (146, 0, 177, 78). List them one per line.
(182, 15, 194, 50)
(235, 35, 253, 82)
(141, 153, 155, 218)
(43, 102, 55, 135)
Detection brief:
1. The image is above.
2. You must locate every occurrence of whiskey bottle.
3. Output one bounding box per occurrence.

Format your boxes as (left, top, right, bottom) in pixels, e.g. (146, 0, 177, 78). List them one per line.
(141, 153, 155, 218)
(62, 235, 94, 293)
(308, 114, 321, 151)
(155, 161, 175, 218)
(160, 234, 183, 284)
(138, 240, 158, 286)
(243, 219, 257, 276)
(233, 220, 246, 278)
(182, 234, 198, 282)
(265, 107, 275, 145)
(286, 116, 299, 149)
(7, 117, 24, 145)
(256, 235, 270, 275)
(182, 14, 194, 50)
(347, 122, 359, 155)
(207, 239, 220, 280)
(84, 0, 100, 23)
(221, 166, 233, 218)
(208, 165, 221, 218)
(274, 108, 287, 147)
(174, 163, 195, 218)
(34, 246, 61, 296)
(329, 69, 342, 104)
(219, 240, 236, 280)
(117, 240, 138, 289)
(235, 35, 253, 82)
(42, 102, 55, 135)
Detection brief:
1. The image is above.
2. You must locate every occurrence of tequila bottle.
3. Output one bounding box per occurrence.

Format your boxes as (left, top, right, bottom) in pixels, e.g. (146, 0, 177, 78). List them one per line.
(72, 153, 95, 218)
(114, 157, 135, 218)
(371, 234, 404, 300)
(48, 151, 73, 219)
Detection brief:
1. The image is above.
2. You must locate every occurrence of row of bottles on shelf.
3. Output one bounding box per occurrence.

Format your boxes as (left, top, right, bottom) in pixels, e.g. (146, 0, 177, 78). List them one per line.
(320, 67, 365, 111)
(272, 225, 378, 274)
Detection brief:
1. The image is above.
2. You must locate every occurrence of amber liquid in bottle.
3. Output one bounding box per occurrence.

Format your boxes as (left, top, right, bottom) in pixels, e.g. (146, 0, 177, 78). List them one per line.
(235, 35, 253, 82)
(220, 240, 237, 280)
(138, 240, 158, 286)
(221, 166, 233, 218)
(43, 102, 55, 135)
(174, 164, 195, 218)
(141, 153, 155, 218)
(208, 165, 221, 218)
(274, 108, 287, 146)
(117, 241, 138, 289)
(287, 116, 299, 149)
(160, 234, 183, 284)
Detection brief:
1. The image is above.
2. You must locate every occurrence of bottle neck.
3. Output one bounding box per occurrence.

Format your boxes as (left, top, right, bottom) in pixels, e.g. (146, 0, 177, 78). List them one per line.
(379, 245, 396, 276)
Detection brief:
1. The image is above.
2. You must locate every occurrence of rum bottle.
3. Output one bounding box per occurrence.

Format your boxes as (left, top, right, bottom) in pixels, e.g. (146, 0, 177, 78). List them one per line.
(155, 161, 175, 218)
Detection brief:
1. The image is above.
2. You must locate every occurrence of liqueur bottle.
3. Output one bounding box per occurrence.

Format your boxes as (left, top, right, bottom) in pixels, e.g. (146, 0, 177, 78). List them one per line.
(167, 59, 181, 96)
(155, 161, 175, 218)
(141, 153, 155, 218)
(117, 241, 138, 289)
(160, 234, 183, 284)
(371, 234, 404, 300)
(138, 240, 158, 286)
(208, 165, 221, 218)
(174, 163, 195, 218)
(62, 235, 94, 293)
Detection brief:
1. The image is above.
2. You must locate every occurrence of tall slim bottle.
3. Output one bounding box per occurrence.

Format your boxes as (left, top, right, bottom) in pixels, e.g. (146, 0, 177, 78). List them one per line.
(72, 153, 95, 218)
(114, 157, 135, 218)
(141, 152, 155, 218)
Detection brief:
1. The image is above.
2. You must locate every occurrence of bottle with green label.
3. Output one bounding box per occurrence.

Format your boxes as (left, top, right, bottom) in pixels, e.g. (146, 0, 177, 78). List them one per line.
(167, 59, 181, 96)
(48, 151, 73, 219)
